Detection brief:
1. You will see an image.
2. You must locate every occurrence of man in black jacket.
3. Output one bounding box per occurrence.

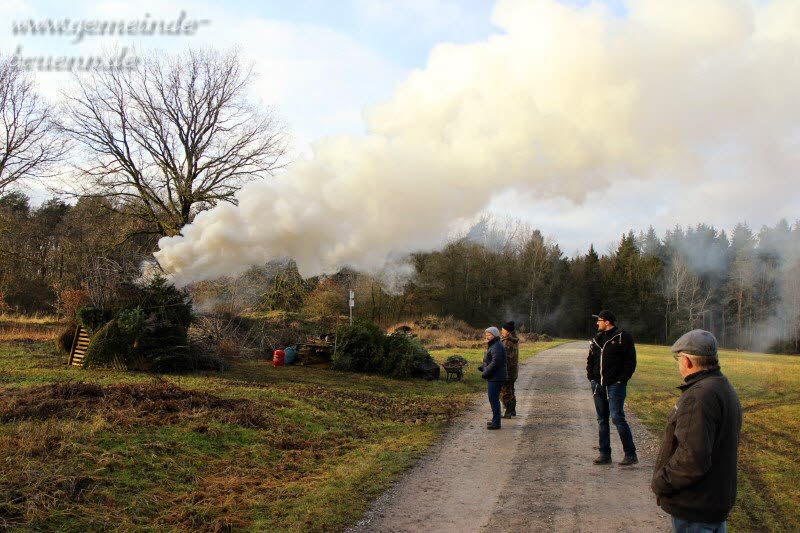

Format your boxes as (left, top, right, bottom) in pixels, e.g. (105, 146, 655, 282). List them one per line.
(586, 310, 638, 465)
(652, 329, 742, 533)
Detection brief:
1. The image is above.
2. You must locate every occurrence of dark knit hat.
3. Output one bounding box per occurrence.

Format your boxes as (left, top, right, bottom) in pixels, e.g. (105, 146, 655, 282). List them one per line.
(502, 321, 515, 332)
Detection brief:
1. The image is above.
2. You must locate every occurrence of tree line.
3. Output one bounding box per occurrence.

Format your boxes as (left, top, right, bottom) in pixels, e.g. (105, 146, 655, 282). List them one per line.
(406, 218, 800, 354)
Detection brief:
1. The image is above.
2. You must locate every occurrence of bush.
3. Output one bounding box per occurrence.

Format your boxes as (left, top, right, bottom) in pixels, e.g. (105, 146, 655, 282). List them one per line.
(136, 322, 191, 372)
(77, 306, 112, 334)
(55, 323, 78, 354)
(117, 307, 147, 337)
(135, 275, 193, 330)
(382, 332, 431, 378)
(57, 289, 90, 320)
(332, 320, 385, 373)
(333, 321, 439, 379)
(82, 320, 135, 369)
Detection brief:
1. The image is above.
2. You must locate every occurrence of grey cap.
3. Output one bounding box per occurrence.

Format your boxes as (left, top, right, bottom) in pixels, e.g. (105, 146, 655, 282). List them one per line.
(485, 326, 500, 338)
(671, 329, 718, 358)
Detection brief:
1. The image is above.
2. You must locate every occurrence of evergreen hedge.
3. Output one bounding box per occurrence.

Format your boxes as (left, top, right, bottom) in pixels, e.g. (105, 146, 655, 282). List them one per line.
(333, 320, 439, 379)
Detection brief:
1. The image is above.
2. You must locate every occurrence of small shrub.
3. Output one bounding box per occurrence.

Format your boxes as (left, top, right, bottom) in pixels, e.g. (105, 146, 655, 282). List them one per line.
(55, 323, 78, 354)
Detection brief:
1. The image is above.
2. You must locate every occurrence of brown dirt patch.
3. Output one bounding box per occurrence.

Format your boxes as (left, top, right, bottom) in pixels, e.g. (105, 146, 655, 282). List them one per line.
(0, 380, 276, 429)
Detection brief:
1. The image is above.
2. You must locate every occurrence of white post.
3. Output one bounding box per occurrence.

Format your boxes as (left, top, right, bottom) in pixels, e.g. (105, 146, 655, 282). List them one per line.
(349, 290, 355, 325)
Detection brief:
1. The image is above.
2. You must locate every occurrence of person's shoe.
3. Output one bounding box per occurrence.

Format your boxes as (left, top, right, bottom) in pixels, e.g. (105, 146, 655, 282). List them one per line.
(487, 423, 501, 430)
(593, 455, 612, 465)
(619, 455, 639, 466)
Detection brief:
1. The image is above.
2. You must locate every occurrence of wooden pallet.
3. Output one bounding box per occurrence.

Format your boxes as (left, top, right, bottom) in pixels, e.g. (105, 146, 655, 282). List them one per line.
(68, 325, 90, 367)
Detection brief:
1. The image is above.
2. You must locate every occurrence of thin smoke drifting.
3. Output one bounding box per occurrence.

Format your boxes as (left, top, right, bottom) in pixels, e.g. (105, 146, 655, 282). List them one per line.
(155, 0, 800, 286)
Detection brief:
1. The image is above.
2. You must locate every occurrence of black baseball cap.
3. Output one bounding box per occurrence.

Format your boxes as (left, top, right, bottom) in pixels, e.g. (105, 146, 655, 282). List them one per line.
(592, 310, 616, 324)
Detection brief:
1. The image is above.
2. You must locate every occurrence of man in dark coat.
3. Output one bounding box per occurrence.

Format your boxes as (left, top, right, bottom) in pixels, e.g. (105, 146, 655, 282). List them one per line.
(652, 329, 742, 533)
(586, 310, 638, 465)
(478, 326, 507, 430)
(500, 321, 519, 418)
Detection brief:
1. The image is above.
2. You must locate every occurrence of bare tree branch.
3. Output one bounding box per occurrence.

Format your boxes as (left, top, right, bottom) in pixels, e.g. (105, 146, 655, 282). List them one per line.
(60, 47, 291, 237)
(0, 56, 68, 193)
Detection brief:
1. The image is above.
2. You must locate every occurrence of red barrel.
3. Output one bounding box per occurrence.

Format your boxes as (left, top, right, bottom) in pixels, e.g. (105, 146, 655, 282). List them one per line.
(273, 349, 285, 367)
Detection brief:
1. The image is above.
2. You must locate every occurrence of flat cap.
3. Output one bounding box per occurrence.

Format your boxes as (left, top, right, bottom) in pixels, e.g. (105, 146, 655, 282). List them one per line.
(671, 329, 718, 358)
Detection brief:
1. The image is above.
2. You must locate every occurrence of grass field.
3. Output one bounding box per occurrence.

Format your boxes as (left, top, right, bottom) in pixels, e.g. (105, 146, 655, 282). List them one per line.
(628, 345, 800, 532)
(0, 314, 63, 343)
(0, 333, 564, 532)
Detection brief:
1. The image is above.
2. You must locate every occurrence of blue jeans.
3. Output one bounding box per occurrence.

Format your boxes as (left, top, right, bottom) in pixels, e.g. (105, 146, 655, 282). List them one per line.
(488, 381, 503, 426)
(672, 517, 727, 533)
(591, 380, 636, 457)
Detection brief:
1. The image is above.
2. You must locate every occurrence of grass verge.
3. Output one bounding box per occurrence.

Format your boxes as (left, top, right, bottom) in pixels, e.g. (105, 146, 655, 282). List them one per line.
(628, 345, 800, 532)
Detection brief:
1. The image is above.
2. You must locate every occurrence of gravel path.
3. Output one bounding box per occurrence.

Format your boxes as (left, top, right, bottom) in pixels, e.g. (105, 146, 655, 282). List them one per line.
(349, 341, 670, 533)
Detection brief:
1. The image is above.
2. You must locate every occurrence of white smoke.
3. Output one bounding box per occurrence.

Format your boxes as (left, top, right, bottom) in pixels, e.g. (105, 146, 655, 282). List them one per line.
(155, 0, 800, 286)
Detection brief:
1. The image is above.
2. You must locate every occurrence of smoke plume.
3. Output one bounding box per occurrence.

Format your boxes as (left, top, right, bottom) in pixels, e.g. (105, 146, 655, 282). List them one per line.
(155, 0, 800, 286)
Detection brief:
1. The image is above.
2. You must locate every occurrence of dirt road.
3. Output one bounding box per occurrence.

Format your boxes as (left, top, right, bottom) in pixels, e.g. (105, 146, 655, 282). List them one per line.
(350, 342, 670, 532)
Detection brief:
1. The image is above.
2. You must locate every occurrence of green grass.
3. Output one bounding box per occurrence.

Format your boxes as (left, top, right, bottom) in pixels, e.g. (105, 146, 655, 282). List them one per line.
(0, 338, 565, 532)
(628, 345, 800, 532)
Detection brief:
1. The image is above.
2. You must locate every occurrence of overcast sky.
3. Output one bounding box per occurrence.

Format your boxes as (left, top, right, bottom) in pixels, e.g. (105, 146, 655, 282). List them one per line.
(2, 0, 796, 258)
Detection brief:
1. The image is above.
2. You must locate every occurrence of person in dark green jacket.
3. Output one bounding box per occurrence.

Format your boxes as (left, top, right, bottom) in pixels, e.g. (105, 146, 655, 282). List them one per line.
(500, 321, 519, 418)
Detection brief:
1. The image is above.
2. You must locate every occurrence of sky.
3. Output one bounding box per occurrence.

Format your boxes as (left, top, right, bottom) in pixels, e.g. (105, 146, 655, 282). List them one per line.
(1, 0, 797, 259)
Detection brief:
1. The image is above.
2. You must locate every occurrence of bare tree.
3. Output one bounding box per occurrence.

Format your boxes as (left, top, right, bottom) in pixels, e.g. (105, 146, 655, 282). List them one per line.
(0, 57, 67, 192)
(61, 47, 290, 238)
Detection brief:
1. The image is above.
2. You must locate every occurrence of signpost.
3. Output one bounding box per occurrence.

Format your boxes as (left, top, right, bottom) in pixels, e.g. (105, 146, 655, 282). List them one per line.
(349, 290, 355, 325)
